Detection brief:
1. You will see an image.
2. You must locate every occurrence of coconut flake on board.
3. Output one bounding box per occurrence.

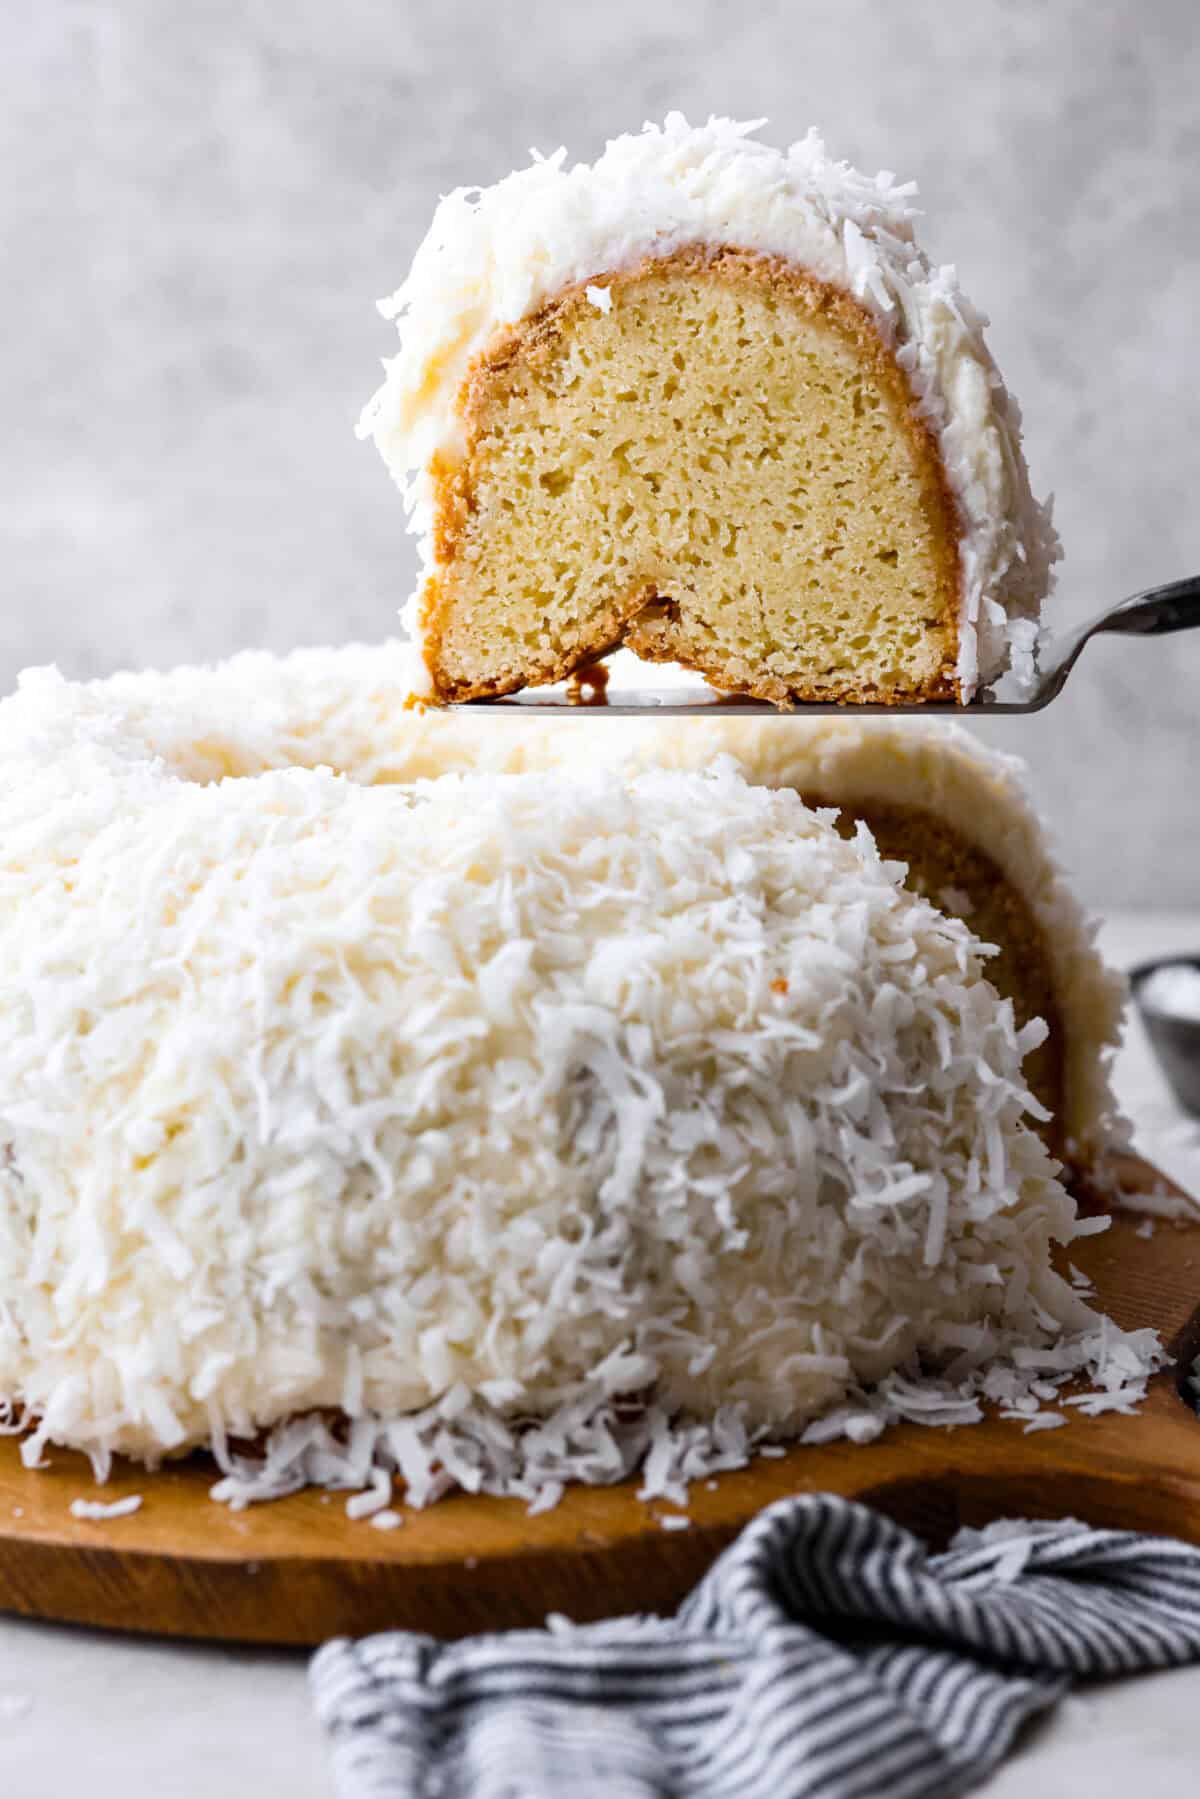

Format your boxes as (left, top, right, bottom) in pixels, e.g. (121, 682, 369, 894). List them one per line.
(69, 1495, 143, 1522)
(196, 1306, 1163, 1519)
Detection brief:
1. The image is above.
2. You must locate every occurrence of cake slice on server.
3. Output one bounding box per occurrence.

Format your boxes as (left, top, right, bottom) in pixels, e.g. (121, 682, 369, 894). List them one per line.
(360, 116, 1059, 708)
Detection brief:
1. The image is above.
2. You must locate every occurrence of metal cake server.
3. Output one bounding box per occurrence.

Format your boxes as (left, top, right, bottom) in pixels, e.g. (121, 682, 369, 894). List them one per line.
(461, 572, 1200, 716)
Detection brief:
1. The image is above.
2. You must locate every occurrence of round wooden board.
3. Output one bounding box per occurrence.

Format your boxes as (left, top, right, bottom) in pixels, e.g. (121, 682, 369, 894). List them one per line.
(2, 1153, 1199, 1646)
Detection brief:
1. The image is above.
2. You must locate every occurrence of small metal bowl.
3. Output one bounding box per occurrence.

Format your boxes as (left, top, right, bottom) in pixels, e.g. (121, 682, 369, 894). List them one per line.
(1131, 956, 1200, 1119)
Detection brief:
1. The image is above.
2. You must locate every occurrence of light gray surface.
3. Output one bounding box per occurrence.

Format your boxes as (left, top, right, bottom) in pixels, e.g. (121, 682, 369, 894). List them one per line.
(1, 0, 1198, 907)
(1, 909, 1198, 1795)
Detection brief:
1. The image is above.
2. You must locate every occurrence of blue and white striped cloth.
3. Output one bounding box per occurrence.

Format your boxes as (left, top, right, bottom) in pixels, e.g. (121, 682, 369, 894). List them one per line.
(311, 1494, 1200, 1798)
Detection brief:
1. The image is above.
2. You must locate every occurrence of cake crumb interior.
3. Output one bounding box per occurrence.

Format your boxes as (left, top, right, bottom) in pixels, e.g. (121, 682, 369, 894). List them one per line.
(426, 251, 961, 704)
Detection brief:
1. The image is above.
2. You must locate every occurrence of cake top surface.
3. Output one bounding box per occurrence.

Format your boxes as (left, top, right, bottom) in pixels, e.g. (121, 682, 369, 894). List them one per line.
(2, 643, 1124, 1163)
(359, 115, 1059, 698)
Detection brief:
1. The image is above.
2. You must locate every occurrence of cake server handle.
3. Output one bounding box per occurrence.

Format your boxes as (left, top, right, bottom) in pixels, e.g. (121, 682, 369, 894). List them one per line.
(1088, 572, 1200, 638)
(1035, 572, 1200, 703)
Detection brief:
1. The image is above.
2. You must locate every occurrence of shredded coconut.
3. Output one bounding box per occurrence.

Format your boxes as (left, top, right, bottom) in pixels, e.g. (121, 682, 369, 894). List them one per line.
(359, 114, 1059, 699)
(345, 1470, 393, 1520)
(0, 661, 1157, 1514)
(938, 886, 974, 917)
(950, 1515, 1092, 1583)
(2, 645, 1124, 1162)
(69, 1495, 143, 1521)
(368, 1509, 405, 1532)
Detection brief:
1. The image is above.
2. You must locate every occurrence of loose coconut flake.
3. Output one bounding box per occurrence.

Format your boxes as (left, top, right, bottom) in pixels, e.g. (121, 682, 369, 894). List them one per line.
(69, 1495, 143, 1521)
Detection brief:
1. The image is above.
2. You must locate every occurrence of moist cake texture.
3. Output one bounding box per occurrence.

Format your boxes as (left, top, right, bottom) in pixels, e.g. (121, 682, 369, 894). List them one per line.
(361, 116, 1059, 706)
(423, 249, 961, 704)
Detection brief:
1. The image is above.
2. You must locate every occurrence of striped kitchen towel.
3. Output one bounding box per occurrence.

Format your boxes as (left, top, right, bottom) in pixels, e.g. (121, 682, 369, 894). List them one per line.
(310, 1494, 1200, 1798)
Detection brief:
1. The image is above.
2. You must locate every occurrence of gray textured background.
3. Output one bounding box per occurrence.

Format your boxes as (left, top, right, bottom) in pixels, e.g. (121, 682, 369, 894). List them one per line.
(2, 0, 1197, 906)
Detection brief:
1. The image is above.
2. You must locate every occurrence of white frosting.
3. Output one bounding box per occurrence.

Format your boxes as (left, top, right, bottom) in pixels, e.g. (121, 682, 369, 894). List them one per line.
(360, 115, 1060, 699)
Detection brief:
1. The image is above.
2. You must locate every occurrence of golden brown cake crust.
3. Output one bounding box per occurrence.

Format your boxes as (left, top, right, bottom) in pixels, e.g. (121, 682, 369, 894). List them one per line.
(420, 245, 964, 707)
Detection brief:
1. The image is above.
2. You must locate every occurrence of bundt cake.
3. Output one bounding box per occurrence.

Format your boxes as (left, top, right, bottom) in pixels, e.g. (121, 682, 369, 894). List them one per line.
(360, 116, 1059, 709)
(61, 642, 1123, 1169)
(0, 652, 1148, 1508)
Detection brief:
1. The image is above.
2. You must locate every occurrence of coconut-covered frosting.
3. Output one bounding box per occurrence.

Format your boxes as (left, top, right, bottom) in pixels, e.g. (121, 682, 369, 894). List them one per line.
(24, 641, 1120, 1161)
(2, 651, 1158, 1514)
(360, 114, 1060, 701)
(560, 696, 1129, 1169)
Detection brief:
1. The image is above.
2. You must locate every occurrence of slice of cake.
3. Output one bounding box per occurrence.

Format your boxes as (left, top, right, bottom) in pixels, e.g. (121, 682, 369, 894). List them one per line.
(360, 116, 1058, 707)
(0, 661, 1148, 1505)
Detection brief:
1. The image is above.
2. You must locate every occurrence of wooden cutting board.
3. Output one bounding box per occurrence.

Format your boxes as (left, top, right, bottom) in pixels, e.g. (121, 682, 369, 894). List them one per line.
(1, 1152, 1197, 1647)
